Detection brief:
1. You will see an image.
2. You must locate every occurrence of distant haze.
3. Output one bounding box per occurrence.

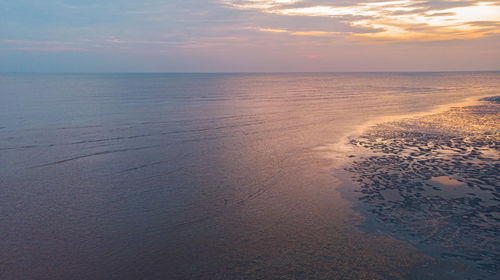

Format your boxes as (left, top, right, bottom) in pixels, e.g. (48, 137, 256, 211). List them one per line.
(1, 0, 500, 72)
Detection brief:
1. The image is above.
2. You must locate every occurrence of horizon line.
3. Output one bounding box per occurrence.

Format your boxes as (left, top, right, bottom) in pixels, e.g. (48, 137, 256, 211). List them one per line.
(1, 70, 500, 74)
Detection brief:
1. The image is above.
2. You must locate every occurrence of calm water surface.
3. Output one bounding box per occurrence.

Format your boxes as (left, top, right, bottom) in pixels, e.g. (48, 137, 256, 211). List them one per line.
(1, 73, 499, 279)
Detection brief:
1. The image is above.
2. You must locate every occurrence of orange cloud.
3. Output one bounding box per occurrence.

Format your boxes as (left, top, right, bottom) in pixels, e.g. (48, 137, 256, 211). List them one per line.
(224, 0, 500, 41)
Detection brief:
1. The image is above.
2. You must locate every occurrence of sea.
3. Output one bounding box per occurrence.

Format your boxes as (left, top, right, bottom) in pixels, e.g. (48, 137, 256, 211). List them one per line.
(1, 72, 499, 279)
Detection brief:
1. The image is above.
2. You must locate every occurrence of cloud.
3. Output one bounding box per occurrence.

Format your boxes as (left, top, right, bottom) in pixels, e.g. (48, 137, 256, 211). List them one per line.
(0, 39, 89, 51)
(252, 27, 343, 36)
(220, 0, 303, 9)
(221, 0, 500, 41)
(1, 47, 88, 52)
(1, 0, 499, 71)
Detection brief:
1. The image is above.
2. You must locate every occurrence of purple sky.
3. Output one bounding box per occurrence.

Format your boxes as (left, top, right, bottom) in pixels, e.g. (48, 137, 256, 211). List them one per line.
(1, 0, 500, 72)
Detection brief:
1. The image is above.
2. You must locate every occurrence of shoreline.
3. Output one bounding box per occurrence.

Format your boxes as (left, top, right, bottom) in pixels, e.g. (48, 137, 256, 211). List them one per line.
(320, 94, 495, 168)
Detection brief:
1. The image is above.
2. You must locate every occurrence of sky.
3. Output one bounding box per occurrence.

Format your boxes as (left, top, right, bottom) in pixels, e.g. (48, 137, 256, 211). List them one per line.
(1, 0, 500, 72)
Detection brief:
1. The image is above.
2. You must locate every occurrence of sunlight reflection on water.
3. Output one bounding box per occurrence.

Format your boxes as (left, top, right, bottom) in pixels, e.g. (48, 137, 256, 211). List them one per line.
(1, 72, 499, 279)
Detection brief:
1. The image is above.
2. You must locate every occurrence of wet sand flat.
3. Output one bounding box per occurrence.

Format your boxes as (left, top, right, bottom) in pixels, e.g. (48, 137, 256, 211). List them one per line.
(343, 96, 500, 278)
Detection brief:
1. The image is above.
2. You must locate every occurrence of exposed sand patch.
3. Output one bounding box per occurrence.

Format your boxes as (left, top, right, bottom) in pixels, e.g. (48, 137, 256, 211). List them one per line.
(430, 176, 464, 186)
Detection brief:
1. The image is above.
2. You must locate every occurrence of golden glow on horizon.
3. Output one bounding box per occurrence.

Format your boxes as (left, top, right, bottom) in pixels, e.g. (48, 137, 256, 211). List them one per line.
(224, 0, 500, 41)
